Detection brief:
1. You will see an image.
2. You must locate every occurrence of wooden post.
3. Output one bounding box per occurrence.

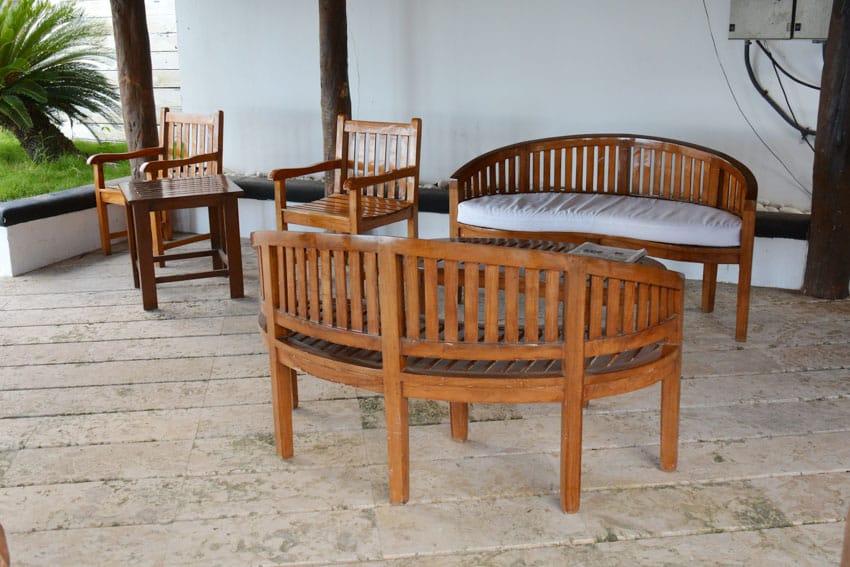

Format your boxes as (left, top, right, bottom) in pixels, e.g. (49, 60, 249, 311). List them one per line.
(318, 0, 352, 191)
(109, 0, 159, 178)
(803, 0, 850, 299)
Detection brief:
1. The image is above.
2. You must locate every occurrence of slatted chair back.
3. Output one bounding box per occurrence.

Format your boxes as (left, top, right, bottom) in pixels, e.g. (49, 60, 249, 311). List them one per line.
(334, 115, 421, 201)
(141, 108, 224, 179)
(378, 237, 684, 512)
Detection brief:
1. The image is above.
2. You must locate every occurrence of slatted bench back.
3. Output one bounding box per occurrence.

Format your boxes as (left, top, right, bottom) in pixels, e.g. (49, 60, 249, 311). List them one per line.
(254, 231, 385, 374)
(450, 134, 756, 216)
(378, 238, 683, 383)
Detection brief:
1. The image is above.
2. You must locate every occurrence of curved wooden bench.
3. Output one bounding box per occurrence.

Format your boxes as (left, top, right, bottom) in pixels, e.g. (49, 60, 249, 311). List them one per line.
(253, 231, 684, 512)
(449, 134, 757, 341)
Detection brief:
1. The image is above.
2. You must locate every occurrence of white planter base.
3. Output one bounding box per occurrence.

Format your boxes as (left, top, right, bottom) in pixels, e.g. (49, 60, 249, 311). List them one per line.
(1, 198, 814, 291)
(0, 206, 125, 277)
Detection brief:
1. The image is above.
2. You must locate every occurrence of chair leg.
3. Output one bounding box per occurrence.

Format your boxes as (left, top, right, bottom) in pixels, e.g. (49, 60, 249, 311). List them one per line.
(449, 402, 469, 441)
(561, 393, 584, 513)
(96, 192, 113, 255)
(125, 205, 139, 288)
(270, 354, 296, 459)
(163, 210, 174, 240)
(151, 211, 166, 267)
(385, 386, 410, 504)
(291, 371, 299, 409)
(208, 205, 224, 270)
(701, 262, 717, 313)
(660, 367, 681, 472)
(735, 258, 753, 342)
(407, 214, 419, 238)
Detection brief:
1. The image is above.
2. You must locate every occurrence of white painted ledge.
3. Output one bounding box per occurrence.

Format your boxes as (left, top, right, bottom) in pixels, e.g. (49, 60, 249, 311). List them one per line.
(1, 198, 811, 290)
(0, 206, 125, 277)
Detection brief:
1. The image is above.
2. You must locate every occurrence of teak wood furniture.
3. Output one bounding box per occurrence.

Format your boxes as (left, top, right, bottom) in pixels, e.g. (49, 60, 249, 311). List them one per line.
(122, 174, 243, 310)
(0, 521, 8, 567)
(253, 231, 684, 512)
(88, 108, 224, 258)
(449, 134, 757, 341)
(269, 115, 422, 237)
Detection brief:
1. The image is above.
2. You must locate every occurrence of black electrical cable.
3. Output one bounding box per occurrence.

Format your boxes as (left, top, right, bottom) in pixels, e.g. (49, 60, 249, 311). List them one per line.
(744, 40, 817, 139)
(771, 58, 816, 150)
(755, 40, 820, 90)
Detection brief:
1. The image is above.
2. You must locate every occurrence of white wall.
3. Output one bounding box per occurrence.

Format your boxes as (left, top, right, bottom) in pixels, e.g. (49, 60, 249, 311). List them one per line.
(175, 0, 823, 211)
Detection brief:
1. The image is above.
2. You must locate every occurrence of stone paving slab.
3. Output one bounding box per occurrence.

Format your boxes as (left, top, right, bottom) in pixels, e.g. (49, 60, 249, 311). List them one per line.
(0, 242, 847, 565)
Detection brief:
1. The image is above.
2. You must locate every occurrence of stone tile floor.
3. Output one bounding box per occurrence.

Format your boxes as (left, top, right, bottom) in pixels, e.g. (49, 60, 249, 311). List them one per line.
(0, 239, 848, 566)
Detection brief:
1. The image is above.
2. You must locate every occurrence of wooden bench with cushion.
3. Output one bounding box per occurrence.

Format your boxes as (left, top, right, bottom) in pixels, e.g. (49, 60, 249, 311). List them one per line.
(253, 230, 684, 512)
(449, 134, 757, 341)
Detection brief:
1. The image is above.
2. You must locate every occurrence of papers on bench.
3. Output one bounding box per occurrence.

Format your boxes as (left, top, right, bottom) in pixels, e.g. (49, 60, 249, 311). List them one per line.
(569, 242, 647, 263)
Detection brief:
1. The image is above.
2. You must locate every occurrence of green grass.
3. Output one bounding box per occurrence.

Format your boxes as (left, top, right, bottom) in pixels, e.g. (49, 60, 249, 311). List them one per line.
(0, 128, 131, 202)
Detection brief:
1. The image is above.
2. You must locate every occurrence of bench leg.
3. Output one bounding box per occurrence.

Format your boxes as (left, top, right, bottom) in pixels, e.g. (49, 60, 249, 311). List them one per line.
(561, 393, 584, 513)
(701, 262, 717, 313)
(449, 402, 469, 441)
(385, 387, 410, 504)
(660, 353, 681, 472)
(270, 354, 296, 459)
(735, 257, 753, 342)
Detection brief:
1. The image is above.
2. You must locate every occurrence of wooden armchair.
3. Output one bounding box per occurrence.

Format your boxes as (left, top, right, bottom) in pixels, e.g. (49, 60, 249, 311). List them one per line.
(379, 238, 684, 512)
(269, 115, 422, 237)
(87, 107, 224, 257)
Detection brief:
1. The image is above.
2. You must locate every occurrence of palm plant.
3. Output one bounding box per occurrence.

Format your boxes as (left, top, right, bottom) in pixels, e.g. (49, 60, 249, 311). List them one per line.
(0, 0, 120, 161)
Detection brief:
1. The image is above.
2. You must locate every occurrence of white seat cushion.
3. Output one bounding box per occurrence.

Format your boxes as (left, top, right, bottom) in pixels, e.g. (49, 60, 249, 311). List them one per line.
(456, 192, 742, 247)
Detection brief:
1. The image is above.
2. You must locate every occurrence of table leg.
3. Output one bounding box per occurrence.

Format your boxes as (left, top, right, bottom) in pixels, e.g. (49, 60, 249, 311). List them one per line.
(223, 196, 244, 299)
(132, 204, 158, 310)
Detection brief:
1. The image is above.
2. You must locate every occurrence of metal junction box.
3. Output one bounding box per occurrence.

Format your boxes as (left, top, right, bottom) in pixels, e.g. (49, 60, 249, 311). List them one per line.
(729, 0, 833, 40)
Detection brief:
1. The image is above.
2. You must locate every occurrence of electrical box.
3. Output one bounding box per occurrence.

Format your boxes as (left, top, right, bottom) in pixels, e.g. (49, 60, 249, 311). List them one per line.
(729, 0, 833, 40)
(795, 0, 833, 39)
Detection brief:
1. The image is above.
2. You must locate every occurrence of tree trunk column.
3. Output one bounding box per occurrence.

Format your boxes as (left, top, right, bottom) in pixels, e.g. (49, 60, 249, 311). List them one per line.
(109, 0, 159, 178)
(318, 0, 352, 192)
(803, 0, 850, 299)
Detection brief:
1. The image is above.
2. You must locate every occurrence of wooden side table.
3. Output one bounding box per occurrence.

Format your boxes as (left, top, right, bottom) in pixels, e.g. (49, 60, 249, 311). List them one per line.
(121, 174, 244, 309)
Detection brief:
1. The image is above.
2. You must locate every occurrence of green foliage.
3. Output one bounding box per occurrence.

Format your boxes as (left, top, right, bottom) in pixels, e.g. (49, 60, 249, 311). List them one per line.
(0, 128, 129, 201)
(0, 0, 119, 137)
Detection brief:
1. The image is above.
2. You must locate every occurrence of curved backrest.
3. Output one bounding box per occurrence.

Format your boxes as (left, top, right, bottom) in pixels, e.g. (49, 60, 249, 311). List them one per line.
(378, 238, 684, 374)
(334, 115, 422, 201)
(450, 134, 757, 216)
(581, 256, 684, 358)
(380, 238, 577, 366)
(253, 230, 385, 354)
